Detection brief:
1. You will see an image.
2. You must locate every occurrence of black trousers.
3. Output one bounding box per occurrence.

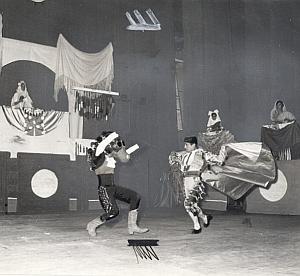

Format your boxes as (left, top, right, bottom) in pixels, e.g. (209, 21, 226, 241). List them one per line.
(97, 174, 141, 221)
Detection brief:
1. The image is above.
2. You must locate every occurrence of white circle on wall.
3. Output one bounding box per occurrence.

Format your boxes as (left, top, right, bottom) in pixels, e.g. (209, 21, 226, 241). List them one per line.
(31, 169, 58, 198)
(259, 169, 287, 202)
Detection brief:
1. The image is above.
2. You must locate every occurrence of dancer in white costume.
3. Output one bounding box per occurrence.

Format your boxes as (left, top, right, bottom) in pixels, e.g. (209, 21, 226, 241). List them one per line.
(169, 136, 225, 234)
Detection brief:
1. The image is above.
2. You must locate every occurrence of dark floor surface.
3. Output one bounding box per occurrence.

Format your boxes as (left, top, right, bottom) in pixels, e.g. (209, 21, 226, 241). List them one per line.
(0, 208, 299, 276)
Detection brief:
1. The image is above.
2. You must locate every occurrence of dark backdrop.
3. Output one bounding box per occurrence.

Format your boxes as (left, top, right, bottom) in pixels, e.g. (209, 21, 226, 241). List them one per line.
(183, 0, 300, 141)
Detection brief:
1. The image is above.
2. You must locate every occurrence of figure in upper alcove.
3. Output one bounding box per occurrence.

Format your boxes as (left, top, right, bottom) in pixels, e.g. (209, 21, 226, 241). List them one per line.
(270, 100, 296, 124)
(206, 109, 223, 133)
(198, 109, 235, 155)
(11, 81, 33, 110)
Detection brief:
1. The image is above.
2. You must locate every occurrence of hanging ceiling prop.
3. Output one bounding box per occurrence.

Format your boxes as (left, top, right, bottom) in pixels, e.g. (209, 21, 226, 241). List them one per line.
(72, 87, 119, 120)
(126, 9, 161, 31)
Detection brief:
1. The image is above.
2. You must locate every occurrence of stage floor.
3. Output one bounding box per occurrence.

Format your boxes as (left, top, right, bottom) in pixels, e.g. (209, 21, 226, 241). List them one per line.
(0, 208, 299, 276)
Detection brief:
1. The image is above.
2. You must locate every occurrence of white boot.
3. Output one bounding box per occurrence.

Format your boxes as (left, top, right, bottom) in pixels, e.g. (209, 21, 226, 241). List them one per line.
(128, 209, 149, 235)
(197, 207, 213, 228)
(198, 213, 208, 224)
(187, 211, 201, 234)
(86, 217, 104, 237)
(202, 214, 213, 228)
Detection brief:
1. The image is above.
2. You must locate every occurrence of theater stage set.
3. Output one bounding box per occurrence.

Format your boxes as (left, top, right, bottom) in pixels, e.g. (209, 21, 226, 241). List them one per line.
(1, 0, 300, 275)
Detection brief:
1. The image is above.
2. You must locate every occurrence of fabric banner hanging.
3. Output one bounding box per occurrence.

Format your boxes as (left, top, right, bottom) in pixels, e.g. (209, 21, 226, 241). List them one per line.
(261, 121, 300, 153)
(0, 35, 113, 89)
(0, 106, 74, 159)
(2, 106, 64, 136)
(54, 34, 114, 138)
(54, 34, 114, 101)
(0, 37, 57, 72)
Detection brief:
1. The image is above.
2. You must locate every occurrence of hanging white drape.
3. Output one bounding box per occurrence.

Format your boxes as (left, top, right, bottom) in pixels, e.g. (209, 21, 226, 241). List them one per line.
(54, 34, 114, 101)
(1, 37, 57, 71)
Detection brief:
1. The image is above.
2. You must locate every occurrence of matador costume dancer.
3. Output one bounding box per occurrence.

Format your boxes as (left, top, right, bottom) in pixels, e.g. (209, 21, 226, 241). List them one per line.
(169, 136, 224, 234)
(169, 136, 276, 234)
(86, 131, 149, 237)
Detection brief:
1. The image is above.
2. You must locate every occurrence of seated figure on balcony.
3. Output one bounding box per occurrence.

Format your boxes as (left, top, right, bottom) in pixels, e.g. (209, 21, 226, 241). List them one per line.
(198, 110, 235, 155)
(270, 100, 295, 124)
(206, 109, 223, 133)
(11, 81, 33, 110)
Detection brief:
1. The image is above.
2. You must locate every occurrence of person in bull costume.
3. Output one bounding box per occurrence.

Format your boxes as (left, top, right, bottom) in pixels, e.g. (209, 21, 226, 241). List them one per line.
(86, 131, 149, 237)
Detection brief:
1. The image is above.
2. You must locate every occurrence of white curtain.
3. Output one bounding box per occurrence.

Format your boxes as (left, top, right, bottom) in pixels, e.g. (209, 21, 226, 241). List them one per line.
(54, 34, 114, 101)
(54, 34, 114, 139)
